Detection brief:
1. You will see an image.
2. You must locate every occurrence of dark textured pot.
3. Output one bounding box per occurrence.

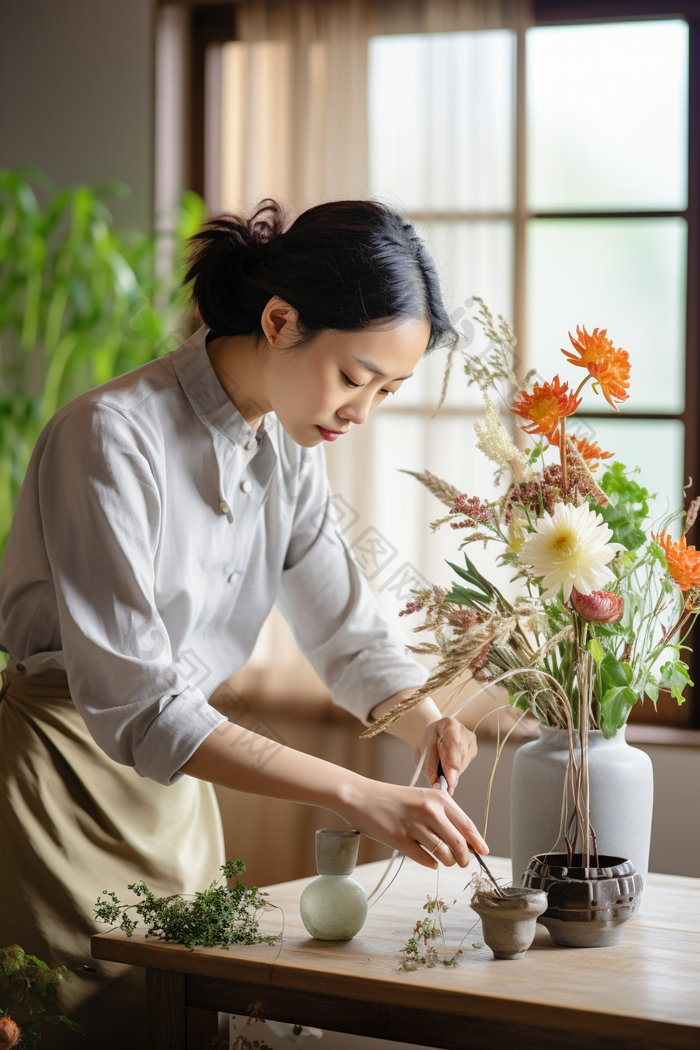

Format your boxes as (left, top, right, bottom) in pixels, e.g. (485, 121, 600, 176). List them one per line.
(523, 853, 643, 947)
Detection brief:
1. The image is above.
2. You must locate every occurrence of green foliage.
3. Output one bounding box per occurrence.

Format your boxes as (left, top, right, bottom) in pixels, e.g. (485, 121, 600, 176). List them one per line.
(597, 462, 651, 551)
(0, 167, 206, 559)
(659, 659, 692, 703)
(0, 944, 83, 1046)
(398, 895, 464, 971)
(94, 861, 281, 952)
(444, 552, 506, 611)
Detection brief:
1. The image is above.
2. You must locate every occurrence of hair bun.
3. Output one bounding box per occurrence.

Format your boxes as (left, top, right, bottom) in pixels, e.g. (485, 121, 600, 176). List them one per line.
(185, 197, 455, 352)
(247, 198, 288, 249)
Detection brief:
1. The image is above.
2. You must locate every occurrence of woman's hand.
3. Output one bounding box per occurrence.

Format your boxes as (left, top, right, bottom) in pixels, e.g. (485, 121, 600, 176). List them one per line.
(368, 695, 477, 795)
(414, 717, 477, 795)
(183, 722, 487, 869)
(337, 776, 488, 869)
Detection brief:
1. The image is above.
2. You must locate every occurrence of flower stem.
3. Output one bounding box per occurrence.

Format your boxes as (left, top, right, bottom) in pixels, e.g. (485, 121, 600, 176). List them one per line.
(574, 373, 592, 400)
(559, 417, 568, 495)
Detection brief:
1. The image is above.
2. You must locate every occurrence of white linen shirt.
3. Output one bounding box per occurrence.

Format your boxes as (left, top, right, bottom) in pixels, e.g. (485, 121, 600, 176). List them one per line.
(0, 327, 428, 785)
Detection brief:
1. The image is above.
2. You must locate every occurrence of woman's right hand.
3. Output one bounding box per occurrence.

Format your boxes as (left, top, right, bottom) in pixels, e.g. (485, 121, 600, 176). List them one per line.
(336, 777, 489, 869)
(182, 726, 488, 868)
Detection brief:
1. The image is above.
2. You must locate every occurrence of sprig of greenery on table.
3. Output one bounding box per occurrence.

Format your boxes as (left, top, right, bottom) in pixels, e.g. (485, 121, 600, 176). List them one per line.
(94, 861, 281, 951)
(0, 944, 83, 1048)
(398, 895, 466, 971)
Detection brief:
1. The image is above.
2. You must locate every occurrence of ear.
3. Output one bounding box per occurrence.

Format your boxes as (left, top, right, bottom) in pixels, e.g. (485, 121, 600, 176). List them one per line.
(261, 296, 299, 347)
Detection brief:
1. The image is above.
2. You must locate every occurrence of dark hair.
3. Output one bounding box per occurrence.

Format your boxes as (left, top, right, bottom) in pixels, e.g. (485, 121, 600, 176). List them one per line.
(185, 199, 455, 352)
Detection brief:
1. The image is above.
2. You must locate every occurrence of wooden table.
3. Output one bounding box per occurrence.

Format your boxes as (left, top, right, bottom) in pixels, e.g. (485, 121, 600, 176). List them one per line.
(91, 857, 700, 1050)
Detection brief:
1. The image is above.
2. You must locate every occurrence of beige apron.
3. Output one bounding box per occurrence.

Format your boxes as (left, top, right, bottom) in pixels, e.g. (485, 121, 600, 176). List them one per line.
(0, 661, 225, 1049)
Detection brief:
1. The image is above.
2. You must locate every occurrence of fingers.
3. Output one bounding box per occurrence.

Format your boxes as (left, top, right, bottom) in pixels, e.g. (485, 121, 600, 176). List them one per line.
(438, 721, 478, 791)
(416, 729, 440, 787)
(416, 794, 485, 868)
(403, 839, 438, 870)
(443, 797, 489, 855)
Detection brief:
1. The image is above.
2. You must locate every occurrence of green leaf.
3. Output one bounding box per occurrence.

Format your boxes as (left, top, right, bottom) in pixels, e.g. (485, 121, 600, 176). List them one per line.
(644, 677, 660, 708)
(445, 558, 490, 595)
(443, 584, 489, 607)
(0, 944, 25, 977)
(587, 638, 604, 663)
(597, 462, 652, 551)
(659, 660, 692, 704)
(600, 653, 632, 690)
(600, 685, 636, 738)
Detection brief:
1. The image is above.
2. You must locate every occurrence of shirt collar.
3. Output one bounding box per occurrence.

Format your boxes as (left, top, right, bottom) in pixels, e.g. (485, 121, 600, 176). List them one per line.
(171, 325, 265, 448)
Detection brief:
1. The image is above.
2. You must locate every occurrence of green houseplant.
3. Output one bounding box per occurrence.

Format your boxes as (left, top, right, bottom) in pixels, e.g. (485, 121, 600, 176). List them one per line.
(0, 168, 206, 563)
(0, 944, 83, 1048)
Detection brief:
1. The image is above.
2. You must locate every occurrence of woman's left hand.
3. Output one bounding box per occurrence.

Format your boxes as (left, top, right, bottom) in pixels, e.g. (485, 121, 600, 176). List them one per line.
(414, 717, 477, 795)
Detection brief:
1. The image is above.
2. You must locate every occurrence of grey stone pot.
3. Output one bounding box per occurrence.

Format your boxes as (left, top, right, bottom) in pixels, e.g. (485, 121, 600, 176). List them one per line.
(510, 725, 653, 887)
(470, 887, 549, 960)
(523, 853, 643, 947)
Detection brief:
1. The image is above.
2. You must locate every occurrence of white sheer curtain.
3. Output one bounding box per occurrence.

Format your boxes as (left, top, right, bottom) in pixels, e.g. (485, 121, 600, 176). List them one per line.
(217, 0, 530, 706)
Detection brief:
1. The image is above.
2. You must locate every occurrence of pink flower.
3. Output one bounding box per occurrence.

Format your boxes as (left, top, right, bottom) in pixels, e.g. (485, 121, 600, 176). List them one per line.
(571, 588, 624, 623)
(0, 1017, 21, 1050)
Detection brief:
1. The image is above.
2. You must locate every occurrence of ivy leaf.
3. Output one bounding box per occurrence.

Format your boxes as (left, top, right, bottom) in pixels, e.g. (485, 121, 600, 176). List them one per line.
(659, 660, 692, 704)
(644, 676, 660, 708)
(600, 685, 636, 738)
(600, 653, 632, 691)
(597, 462, 652, 551)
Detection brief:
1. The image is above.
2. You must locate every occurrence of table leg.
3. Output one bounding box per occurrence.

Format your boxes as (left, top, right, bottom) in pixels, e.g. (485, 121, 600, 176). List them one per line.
(146, 968, 186, 1050)
(185, 1005, 219, 1049)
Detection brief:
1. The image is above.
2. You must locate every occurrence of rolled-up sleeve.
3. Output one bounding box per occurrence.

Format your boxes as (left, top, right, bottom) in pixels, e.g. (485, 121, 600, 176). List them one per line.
(37, 404, 226, 785)
(276, 450, 428, 725)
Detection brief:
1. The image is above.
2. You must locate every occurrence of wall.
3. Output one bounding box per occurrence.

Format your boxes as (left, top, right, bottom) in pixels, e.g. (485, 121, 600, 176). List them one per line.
(0, 0, 154, 231)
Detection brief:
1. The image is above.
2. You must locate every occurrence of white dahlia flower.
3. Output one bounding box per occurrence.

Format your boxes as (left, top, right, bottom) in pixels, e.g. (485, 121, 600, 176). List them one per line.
(518, 501, 623, 601)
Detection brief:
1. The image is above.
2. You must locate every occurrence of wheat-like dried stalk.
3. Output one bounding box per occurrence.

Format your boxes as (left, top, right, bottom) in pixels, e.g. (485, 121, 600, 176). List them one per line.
(400, 469, 462, 509)
(361, 605, 540, 738)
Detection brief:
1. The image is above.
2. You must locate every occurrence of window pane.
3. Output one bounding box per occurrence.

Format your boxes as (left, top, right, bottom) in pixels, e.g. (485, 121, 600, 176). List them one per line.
(369, 31, 515, 211)
(576, 418, 684, 527)
(527, 219, 686, 414)
(370, 412, 518, 623)
(528, 21, 688, 211)
(390, 221, 513, 409)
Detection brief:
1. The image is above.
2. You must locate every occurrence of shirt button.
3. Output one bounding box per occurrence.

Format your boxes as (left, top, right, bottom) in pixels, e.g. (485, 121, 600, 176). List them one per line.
(240, 480, 252, 494)
(244, 438, 256, 451)
(220, 501, 230, 513)
(227, 571, 239, 584)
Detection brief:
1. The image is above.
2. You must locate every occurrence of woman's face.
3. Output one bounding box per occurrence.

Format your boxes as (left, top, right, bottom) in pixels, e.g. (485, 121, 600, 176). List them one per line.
(260, 298, 431, 448)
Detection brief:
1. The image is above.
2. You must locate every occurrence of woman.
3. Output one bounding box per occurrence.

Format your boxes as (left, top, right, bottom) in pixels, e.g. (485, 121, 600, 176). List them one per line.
(0, 200, 486, 1047)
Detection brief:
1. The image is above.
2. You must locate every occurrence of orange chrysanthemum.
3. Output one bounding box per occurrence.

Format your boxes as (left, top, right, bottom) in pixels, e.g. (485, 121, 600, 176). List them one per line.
(548, 431, 614, 471)
(573, 436, 614, 472)
(511, 376, 581, 441)
(654, 530, 700, 592)
(562, 326, 630, 409)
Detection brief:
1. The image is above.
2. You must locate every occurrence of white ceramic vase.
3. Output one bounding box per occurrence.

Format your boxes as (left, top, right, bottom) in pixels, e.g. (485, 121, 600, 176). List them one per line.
(300, 829, 368, 941)
(510, 725, 654, 887)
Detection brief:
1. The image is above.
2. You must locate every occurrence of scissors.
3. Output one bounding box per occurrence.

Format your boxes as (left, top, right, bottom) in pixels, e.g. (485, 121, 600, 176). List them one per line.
(434, 761, 505, 896)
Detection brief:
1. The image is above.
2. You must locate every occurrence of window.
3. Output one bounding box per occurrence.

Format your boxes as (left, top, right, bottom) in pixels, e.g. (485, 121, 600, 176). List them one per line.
(365, 16, 694, 726)
(200, 2, 699, 725)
